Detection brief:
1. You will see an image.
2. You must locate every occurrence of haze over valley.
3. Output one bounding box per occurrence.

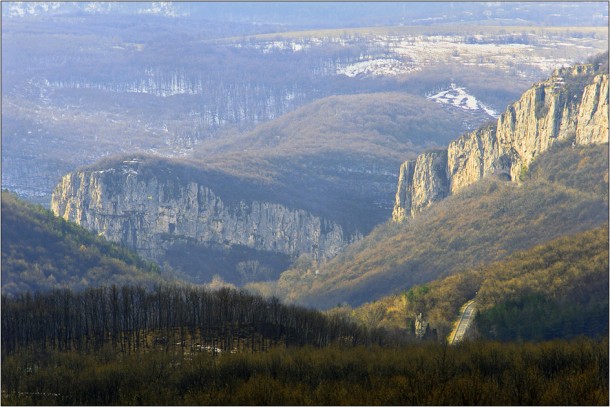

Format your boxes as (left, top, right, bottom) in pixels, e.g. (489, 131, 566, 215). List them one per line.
(3, 2, 607, 206)
(2, 3, 608, 405)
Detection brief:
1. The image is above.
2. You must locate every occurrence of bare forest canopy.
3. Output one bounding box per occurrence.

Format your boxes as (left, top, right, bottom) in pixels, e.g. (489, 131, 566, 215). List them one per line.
(2, 326, 608, 405)
(1, 284, 394, 358)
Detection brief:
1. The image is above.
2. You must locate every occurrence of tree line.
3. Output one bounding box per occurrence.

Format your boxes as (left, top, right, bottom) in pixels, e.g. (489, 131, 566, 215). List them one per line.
(1, 284, 393, 358)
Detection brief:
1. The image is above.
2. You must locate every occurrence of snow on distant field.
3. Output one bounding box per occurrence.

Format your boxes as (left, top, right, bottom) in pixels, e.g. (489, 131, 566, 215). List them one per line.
(336, 58, 419, 78)
(259, 41, 310, 53)
(427, 84, 499, 118)
(138, 2, 184, 17)
(227, 31, 604, 83)
(6, 2, 62, 17)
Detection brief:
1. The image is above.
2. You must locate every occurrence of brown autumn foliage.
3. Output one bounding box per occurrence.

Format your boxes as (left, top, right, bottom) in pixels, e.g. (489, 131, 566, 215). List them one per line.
(2, 338, 607, 405)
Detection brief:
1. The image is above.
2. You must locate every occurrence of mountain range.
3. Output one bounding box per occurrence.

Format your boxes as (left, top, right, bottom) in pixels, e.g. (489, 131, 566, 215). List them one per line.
(45, 57, 608, 309)
(4, 12, 606, 206)
(2, 7, 609, 406)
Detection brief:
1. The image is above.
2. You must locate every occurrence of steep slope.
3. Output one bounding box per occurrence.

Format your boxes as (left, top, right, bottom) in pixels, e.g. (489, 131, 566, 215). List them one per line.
(393, 61, 608, 220)
(1, 192, 167, 296)
(50, 92, 478, 285)
(271, 142, 608, 308)
(475, 226, 608, 341)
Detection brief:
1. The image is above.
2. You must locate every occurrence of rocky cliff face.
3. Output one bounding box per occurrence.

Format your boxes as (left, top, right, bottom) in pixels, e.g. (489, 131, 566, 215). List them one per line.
(393, 64, 609, 221)
(51, 160, 360, 268)
(576, 73, 609, 145)
(392, 150, 450, 219)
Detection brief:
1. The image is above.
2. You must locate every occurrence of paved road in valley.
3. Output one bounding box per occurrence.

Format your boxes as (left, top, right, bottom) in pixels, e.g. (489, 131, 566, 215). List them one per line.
(449, 300, 477, 345)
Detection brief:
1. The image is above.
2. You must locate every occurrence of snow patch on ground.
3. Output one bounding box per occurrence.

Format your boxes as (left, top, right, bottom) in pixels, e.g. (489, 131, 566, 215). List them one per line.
(6, 2, 62, 17)
(336, 58, 419, 78)
(138, 2, 184, 17)
(427, 84, 499, 118)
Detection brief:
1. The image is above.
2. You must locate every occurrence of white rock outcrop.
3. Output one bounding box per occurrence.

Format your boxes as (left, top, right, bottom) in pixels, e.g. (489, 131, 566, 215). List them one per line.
(52, 164, 359, 264)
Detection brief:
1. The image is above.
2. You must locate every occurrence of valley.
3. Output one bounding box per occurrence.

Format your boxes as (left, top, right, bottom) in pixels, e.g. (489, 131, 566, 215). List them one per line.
(1, 3, 608, 405)
(2, 7, 607, 206)
(268, 142, 608, 308)
(44, 57, 607, 299)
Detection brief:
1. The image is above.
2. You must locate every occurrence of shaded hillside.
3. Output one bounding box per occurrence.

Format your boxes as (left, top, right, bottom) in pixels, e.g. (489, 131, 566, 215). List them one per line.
(193, 91, 481, 228)
(1, 192, 168, 296)
(49, 91, 483, 287)
(197, 92, 478, 162)
(268, 143, 608, 308)
(348, 225, 608, 341)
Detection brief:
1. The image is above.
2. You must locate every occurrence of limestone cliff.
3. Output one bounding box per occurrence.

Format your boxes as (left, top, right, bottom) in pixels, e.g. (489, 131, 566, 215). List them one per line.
(392, 150, 449, 219)
(393, 64, 609, 221)
(576, 73, 609, 145)
(51, 159, 360, 268)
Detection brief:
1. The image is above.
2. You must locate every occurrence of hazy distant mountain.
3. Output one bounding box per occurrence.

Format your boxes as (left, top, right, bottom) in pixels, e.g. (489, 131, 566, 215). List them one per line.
(3, 2, 607, 28)
(3, 4, 606, 205)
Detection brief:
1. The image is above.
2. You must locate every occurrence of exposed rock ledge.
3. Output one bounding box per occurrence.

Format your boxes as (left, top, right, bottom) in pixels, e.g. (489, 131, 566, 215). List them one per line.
(51, 162, 361, 264)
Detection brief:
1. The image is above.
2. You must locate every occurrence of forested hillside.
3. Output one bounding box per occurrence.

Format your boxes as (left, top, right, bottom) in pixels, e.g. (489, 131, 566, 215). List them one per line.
(4, 6, 606, 206)
(192, 91, 479, 228)
(1, 192, 167, 295)
(348, 225, 608, 341)
(1, 4, 608, 406)
(263, 142, 608, 307)
(195, 92, 478, 163)
(475, 225, 608, 341)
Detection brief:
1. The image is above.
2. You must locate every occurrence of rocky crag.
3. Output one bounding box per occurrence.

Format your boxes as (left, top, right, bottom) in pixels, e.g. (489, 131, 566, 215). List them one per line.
(393, 63, 609, 221)
(51, 158, 361, 281)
